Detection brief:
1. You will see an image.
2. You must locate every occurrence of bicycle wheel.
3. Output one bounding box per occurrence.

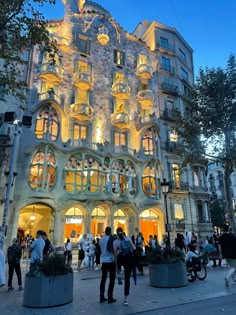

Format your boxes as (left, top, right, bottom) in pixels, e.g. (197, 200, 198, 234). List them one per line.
(195, 266, 207, 280)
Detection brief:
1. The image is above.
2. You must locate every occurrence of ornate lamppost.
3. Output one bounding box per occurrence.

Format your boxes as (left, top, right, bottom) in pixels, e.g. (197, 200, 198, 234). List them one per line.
(161, 178, 171, 247)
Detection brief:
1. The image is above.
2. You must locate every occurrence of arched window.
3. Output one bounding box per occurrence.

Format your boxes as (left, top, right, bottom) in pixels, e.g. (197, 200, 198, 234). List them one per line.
(141, 128, 157, 156)
(64, 155, 83, 193)
(140, 209, 159, 219)
(91, 207, 106, 218)
(29, 148, 56, 191)
(111, 160, 126, 195)
(35, 105, 59, 141)
(142, 161, 159, 198)
(84, 157, 103, 193)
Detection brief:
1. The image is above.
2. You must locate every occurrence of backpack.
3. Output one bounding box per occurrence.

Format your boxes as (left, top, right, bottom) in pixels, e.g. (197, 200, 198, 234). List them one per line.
(7, 245, 18, 264)
(120, 238, 133, 256)
(106, 236, 114, 252)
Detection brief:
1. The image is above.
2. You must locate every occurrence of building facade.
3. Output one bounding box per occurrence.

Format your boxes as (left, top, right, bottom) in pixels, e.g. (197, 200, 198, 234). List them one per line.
(0, 0, 212, 246)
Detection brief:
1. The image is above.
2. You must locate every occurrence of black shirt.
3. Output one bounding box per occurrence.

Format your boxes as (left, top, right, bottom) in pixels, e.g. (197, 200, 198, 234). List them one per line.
(219, 233, 236, 259)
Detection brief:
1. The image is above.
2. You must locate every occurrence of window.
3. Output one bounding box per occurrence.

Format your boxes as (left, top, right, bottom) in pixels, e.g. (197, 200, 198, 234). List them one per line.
(142, 161, 158, 198)
(160, 37, 169, 48)
(114, 49, 125, 66)
(161, 56, 171, 71)
(137, 54, 147, 65)
(183, 84, 190, 96)
(169, 130, 178, 142)
(179, 49, 186, 62)
(193, 170, 200, 186)
(29, 148, 56, 191)
(174, 203, 184, 220)
(74, 33, 90, 54)
(113, 72, 126, 84)
(142, 128, 157, 156)
(75, 89, 89, 104)
(181, 67, 188, 80)
(35, 105, 59, 141)
(115, 131, 127, 146)
(165, 99, 174, 115)
(73, 124, 87, 140)
(74, 60, 90, 73)
(172, 164, 180, 189)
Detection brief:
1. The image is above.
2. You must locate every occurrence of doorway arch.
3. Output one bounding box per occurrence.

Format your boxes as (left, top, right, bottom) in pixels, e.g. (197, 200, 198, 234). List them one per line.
(17, 204, 54, 240)
(64, 206, 85, 243)
(90, 207, 107, 237)
(139, 208, 164, 243)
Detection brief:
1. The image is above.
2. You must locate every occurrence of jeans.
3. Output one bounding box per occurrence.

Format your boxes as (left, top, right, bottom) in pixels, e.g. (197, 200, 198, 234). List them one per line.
(100, 262, 116, 300)
(89, 255, 95, 269)
(8, 263, 22, 287)
(122, 257, 134, 296)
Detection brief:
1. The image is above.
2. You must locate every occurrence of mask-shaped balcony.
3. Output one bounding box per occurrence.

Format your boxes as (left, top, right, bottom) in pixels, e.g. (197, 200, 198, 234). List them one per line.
(73, 72, 92, 90)
(68, 103, 93, 121)
(111, 112, 130, 128)
(135, 113, 158, 131)
(39, 63, 62, 83)
(136, 90, 154, 108)
(135, 64, 153, 80)
(38, 89, 61, 105)
(111, 82, 131, 100)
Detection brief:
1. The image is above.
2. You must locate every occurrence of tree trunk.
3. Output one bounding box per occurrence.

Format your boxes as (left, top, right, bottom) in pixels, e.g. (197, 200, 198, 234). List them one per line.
(224, 160, 236, 233)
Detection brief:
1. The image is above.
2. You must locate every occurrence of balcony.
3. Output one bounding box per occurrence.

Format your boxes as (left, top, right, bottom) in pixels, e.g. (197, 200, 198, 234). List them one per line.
(136, 90, 154, 108)
(111, 82, 130, 100)
(176, 222, 185, 230)
(189, 185, 209, 194)
(111, 112, 130, 128)
(160, 108, 179, 120)
(135, 64, 153, 80)
(160, 82, 178, 95)
(165, 141, 183, 153)
(39, 63, 62, 83)
(159, 63, 175, 75)
(135, 113, 158, 131)
(170, 181, 189, 192)
(73, 71, 92, 90)
(157, 43, 175, 55)
(38, 90, 61, 105)
(68, 103, 93, 121)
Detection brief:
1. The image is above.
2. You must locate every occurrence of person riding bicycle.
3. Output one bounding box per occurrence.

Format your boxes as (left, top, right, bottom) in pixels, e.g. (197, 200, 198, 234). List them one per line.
(186, 244, 198, 267)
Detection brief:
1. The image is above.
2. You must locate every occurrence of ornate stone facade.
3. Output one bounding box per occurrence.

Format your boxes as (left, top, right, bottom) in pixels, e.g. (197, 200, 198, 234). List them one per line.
(1, 0, 212, 246)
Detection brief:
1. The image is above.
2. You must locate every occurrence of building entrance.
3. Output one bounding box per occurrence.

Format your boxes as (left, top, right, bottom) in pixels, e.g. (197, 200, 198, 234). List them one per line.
(64, 206, 84, 243)
(139, 209, 161, 243)
(90, 207, 107, 237)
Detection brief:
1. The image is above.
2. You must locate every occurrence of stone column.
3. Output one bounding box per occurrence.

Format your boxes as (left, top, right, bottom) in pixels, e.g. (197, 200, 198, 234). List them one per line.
(53, 211, 63, 245)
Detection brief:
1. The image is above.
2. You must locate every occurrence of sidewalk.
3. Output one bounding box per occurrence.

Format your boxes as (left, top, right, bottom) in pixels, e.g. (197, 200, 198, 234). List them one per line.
(0, 262, 236, 315)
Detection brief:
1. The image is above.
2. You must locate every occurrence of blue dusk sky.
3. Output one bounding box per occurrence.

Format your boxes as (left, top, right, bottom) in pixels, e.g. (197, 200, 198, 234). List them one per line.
(42, 0, 236, 76)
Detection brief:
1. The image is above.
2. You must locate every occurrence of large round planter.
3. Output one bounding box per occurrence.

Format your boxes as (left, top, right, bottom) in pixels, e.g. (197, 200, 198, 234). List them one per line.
(149, 262, 188, 288)
(23, 272, 73, 308)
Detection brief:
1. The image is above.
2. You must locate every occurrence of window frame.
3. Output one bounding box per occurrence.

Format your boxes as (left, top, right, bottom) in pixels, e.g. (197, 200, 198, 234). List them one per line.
(114, 49, 126, 66)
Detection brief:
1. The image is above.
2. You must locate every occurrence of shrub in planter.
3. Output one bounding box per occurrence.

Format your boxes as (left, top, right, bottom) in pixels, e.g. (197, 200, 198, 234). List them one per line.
(23, 253, 73, 308)
(148, 248, 188, 288)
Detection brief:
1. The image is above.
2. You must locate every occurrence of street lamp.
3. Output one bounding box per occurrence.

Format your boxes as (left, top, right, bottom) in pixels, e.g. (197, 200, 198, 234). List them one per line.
(161, 178, 171, 247)
(0, 111, 32, 250)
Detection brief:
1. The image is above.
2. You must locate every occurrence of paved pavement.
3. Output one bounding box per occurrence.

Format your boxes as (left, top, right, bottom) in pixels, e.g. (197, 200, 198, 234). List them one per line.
(0, 261, 236, 315)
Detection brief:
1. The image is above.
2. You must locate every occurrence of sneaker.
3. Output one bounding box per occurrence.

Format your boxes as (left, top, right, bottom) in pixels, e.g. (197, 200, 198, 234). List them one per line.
(19, 286, 24, 291)
(108, 298, 117, 304)
(225, 277, 229, 288)
(8, 286, 14, 291)
(123, 300, 128, 306)
(118, 278, 123, 285)
(99, 297, 107, 303)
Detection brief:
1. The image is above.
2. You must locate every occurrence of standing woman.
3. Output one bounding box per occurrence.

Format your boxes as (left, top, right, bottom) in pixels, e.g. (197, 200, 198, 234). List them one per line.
(113, 227, 136, 306)
(64, 238, 72, 266)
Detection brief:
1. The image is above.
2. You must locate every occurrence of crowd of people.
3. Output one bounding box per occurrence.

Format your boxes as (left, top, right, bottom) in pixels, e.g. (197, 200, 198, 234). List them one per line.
(0, 224, 236, 303)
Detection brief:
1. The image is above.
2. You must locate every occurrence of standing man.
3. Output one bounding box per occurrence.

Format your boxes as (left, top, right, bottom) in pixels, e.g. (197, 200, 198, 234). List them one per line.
(218, 224, 236, 287)
(7, 238, 23, 291)
(99, 227, 116, 304)
(30, 230, 45, 265)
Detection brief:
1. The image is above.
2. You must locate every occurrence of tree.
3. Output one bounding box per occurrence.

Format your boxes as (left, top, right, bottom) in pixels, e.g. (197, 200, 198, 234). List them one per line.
(209, 199, 225, 229)
(176, 54, 236, 232)
(0, 0, 57, 100)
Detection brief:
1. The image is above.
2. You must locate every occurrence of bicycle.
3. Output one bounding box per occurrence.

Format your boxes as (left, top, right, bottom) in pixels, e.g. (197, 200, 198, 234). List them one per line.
(187, 255, 208, 282)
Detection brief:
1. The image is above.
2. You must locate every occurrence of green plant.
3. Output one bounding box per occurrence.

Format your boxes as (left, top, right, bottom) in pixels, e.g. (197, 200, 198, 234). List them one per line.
(27, 253, 73, 278)
(147, 247, 185, 264)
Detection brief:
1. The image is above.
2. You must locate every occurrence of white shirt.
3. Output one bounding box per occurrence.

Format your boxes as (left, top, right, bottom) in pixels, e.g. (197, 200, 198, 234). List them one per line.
(65, 242, 72, 251)
(186, 251, 198, 263)
(79, 238, 88, 251)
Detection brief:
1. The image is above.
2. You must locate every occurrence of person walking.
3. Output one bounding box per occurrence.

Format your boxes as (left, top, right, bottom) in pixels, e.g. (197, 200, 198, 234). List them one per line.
(78, 234, 87, 269)
(88, 239, 96, 270)
(218, 224, 236, 287)
(7, 238, 23, 291)
(99, 227, 116, 304)
(113, 227, 136, 306)
(64, 238, 72, 266)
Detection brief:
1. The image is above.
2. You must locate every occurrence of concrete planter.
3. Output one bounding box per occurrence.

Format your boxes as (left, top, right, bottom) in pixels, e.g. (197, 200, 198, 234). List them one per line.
(23, 272, 73, 308)
(149, 262, 188, 288)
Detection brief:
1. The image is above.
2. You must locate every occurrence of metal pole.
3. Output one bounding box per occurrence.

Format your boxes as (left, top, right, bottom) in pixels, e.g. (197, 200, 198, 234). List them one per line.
(164, 193, 171, 247)
(0, 123, 21, 249)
